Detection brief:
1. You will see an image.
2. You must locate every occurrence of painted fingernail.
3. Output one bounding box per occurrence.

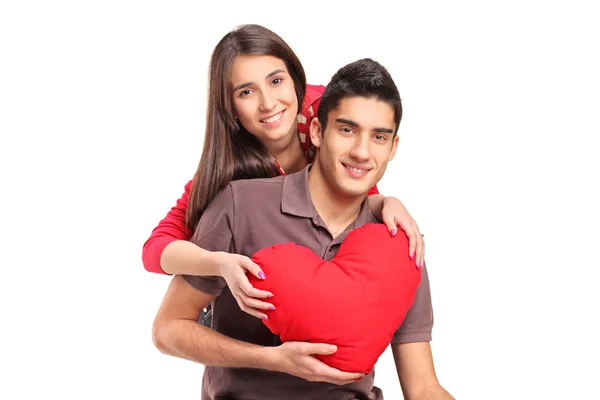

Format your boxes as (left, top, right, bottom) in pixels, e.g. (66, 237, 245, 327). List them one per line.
(268, 306, 276, 311)
(258, 272, 266, 280)
(390, 228, 397, 236)
(267, 293, 274, 298)
(261, 315, 268, 320)
(410, 252, 415, 260)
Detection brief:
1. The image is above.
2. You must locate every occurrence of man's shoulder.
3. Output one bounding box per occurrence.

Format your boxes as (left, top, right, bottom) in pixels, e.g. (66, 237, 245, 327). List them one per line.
(229, 175, 286, 193)
(227, 175, 286, 208)
(202, 176, 284, 216)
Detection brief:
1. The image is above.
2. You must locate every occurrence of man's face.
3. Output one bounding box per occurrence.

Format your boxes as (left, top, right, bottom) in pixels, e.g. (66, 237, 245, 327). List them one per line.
(310, 96, 399, 198)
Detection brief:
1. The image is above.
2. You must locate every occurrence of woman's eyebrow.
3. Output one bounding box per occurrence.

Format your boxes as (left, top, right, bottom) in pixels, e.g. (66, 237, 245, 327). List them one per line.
(233, 69, 287, 92)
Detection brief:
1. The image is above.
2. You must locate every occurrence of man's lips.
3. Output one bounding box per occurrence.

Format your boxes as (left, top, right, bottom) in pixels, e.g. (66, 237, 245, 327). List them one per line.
(342, 162, 373, 177)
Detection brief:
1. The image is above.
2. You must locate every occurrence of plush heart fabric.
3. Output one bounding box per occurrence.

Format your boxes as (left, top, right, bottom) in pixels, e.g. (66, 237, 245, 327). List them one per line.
(248, 223, 422, 374)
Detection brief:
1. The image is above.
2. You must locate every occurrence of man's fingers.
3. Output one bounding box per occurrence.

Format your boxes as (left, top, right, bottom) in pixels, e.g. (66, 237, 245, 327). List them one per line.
(303, 343, 337, 355)
(315, 366, 364, 383)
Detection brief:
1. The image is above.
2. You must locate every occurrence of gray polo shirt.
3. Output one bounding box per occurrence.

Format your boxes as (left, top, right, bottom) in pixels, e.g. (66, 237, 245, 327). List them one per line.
(184, 165, 433, 400)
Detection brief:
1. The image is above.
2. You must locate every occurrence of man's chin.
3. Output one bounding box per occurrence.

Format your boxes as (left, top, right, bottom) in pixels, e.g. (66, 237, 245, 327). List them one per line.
(335, 182, 373, 199)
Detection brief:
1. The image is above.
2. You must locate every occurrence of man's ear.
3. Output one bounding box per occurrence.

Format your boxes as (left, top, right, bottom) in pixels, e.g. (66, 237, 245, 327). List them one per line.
(309, 118, 323, 148)
(389, 135, 400, 161)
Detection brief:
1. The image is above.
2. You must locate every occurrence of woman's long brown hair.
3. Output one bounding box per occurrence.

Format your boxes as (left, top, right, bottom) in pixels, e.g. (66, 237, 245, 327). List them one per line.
(186, 24, 306, 230)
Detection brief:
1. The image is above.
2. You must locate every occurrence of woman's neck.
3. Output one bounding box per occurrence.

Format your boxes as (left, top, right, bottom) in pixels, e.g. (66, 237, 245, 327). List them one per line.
(267, 128, 309, 174)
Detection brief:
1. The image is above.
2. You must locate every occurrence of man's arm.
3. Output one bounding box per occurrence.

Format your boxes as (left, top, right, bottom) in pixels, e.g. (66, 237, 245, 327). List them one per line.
(152, 275, 364, 385)
(152, 275, 270, 368)
(392, 342, 454, 400)
(390, 265, 452, 399)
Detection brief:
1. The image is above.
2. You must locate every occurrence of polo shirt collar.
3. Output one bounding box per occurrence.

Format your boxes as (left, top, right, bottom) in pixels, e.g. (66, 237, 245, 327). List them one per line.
(281, 164, 374, 227)
(281, 164, 315, 218)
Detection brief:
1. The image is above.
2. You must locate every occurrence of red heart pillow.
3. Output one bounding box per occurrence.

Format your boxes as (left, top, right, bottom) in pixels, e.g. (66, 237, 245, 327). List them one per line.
(248, 223, 421, 374)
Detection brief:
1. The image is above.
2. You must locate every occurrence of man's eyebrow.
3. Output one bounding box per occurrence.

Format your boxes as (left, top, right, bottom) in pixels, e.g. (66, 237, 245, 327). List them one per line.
(233, 69, 287, 92)
(336, 117, 359, 128)
(335, 117, 394, 134)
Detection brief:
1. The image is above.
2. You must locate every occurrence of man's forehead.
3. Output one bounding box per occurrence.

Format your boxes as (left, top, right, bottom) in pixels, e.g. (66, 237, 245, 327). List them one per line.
(329, 96, 395, 129)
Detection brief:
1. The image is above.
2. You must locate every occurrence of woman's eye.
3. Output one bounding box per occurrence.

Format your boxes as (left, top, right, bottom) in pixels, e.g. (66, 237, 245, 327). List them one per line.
(272, 77, 282, 85)
(240, 89, 251, 97)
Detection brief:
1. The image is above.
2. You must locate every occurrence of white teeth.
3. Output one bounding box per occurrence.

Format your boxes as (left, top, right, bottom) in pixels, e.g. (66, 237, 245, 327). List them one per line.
(262, 111, 282, 124)
(346, 166, 367, 173)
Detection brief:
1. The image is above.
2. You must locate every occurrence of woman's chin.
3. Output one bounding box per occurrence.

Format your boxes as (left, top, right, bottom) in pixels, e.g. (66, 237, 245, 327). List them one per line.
(256, 125, 295, 144)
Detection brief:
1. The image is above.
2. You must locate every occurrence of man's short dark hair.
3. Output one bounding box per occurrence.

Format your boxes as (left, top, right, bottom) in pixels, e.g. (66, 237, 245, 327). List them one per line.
(317, 58, 402, 136)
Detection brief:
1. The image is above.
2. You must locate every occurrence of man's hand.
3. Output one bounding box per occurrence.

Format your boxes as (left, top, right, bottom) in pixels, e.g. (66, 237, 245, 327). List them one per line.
(266, 341, 364, 386)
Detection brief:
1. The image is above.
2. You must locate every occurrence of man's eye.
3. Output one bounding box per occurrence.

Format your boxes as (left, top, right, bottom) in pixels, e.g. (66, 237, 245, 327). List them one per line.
(341, 127, 353, 133)
(374, 134, 386, 141)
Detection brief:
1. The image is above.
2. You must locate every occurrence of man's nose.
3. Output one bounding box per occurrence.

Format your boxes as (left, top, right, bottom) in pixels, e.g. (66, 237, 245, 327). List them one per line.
(349, 136, 370, 161)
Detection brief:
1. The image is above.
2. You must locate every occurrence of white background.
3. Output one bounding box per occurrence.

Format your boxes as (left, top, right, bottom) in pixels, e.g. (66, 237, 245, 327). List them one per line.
(1, 1, 599, 399)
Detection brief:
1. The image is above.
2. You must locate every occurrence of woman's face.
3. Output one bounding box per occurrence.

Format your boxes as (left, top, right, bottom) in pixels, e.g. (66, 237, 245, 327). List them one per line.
(230, 55, 299, 147)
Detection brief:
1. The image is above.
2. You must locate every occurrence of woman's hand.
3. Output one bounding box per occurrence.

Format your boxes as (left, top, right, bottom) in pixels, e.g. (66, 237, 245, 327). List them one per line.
(213, 252, 275, 319)
(381, 196, 425, 268)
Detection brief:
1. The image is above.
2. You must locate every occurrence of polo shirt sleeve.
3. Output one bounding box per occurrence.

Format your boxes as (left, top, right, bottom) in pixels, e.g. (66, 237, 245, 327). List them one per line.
(391, 264, 434, 344)
(182, 184, 236, 297)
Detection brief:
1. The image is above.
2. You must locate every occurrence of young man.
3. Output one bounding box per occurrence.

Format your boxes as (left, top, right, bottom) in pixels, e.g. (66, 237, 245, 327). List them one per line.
(152, 58, 453, 399)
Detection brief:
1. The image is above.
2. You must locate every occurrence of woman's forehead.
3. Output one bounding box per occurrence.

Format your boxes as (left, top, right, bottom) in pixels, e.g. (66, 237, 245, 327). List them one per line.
(230, 55, 288, 85)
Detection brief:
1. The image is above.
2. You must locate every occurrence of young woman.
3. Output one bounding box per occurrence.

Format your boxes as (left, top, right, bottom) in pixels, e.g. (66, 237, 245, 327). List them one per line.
(143, 24, 425, 322)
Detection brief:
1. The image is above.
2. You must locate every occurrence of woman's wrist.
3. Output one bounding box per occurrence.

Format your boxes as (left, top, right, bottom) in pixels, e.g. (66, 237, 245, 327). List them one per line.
(367, 193, 386, 220)
(161, 240, 221, 276)
(382, 195, 398, 207)
(208, 251, 228, 277)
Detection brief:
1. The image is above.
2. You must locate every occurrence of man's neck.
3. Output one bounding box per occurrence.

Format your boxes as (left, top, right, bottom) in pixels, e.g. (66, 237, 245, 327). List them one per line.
(307, 163, 366, 239)
(264, 128, 309, 175)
